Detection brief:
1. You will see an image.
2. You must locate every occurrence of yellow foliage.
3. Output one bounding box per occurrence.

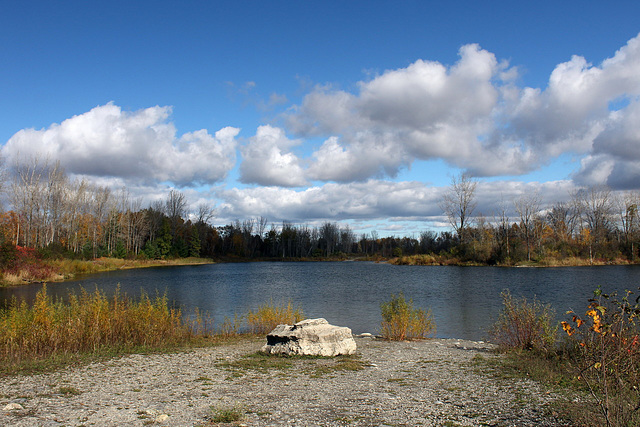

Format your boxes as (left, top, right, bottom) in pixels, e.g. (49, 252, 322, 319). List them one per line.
(245, 301, 304, 335)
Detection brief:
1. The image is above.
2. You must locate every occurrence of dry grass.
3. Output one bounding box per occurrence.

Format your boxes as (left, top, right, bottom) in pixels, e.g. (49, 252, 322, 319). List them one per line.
(0, 284, 201, 372)
(1, 270, 64, 286)
(245, 301, 304, 335)
(0, 287, 312, 375)
(0, 256, 214, 286)
(489, 290, 557, 352)
(380, 293, 436, 340)
(391, 254, 440, 266)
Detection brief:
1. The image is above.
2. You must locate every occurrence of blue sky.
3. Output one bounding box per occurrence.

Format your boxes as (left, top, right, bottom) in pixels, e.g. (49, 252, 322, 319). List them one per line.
(2, 1, 640, 236)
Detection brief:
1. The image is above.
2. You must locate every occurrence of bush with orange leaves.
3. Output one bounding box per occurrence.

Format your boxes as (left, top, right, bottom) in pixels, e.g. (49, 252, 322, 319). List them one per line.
(562, 287, 640, 427)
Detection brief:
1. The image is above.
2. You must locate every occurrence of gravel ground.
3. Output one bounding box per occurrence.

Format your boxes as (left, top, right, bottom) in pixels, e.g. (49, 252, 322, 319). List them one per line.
(0, 336, 575, 426)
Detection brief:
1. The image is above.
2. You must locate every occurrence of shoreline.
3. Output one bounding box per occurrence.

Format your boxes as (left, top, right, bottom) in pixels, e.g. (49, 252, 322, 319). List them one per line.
(0, 257, 215, 287)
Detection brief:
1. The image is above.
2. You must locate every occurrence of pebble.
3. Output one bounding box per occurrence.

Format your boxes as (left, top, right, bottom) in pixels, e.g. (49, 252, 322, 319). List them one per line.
(155, 414, 169, 422)
(2, 403, 24, 411)
(0, 337, 574, 426)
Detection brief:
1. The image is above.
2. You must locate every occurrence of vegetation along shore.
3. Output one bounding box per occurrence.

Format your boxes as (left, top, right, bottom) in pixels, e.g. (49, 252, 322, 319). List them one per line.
(1, 289, 638, 426)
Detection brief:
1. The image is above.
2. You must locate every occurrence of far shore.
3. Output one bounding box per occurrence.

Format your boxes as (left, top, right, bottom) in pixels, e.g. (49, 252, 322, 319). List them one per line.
(0, 257, 214, 287)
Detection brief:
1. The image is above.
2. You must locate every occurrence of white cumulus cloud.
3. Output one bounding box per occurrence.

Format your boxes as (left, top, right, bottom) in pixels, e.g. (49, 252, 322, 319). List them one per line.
(281, 33, 640, 188)
(2, 102, 239, 187)
(239, 125, 307, 187)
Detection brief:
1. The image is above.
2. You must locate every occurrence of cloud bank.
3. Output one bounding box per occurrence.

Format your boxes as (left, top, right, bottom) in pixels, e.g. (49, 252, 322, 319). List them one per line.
(2, 102, 239, 187)
(271, 33, 640, 186)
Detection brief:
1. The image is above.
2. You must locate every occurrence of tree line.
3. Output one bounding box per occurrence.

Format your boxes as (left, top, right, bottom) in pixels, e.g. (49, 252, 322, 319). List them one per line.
(439, 173, 640, 264)
(0, 157, 639, 264)
(0, 156, 403, 260)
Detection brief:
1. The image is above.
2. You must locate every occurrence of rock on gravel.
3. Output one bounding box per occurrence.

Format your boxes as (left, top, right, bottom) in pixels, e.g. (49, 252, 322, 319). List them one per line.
(261, 318, 357, 356)
(0, 337, 573, 426)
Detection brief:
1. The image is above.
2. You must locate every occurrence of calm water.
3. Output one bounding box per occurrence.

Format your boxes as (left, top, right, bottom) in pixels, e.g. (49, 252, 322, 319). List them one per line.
(2, 262, 640, 340)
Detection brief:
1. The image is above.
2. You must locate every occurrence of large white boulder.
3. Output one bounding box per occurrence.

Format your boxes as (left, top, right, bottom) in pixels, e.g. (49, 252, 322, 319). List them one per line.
(261, 318, 357, 357)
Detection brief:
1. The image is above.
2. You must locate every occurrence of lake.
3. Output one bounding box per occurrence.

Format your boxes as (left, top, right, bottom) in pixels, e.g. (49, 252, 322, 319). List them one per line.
(2, 262, 640, 341)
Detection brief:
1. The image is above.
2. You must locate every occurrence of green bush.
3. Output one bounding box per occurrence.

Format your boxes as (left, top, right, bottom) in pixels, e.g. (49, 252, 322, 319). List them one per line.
(489, 290, 557, 352)
(380, 293, 435, 340)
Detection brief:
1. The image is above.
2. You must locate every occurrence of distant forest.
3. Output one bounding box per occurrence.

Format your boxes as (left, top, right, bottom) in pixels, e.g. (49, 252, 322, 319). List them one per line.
(1, 156, 639, 265)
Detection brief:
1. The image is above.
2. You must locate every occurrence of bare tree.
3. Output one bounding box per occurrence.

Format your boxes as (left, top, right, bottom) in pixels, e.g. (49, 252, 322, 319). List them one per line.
(546, 201, 579, 243)
(164, 189, 188, 239)
(340, 224, 355, 253)
(514, 191, 541, 262)
(616, 191, 639, 260)
(573, 185, 614, 245)
(494, 196, 511, 260)
(89, 185, 111, 258)
(42, 160, 67, 247)
(440, 173, 477, 242)
(10, 155, 49, 247)
(165, 190, 188, 222)
(320, 222, 340, 256)
(242, 218, 255, 256)
(195, 203, 215, 225)
(256, 216, 268, 239)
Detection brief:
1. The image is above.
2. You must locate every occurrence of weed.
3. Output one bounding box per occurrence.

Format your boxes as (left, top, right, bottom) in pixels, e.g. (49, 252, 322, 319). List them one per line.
(246, 300, 304, 334)
(489, 290, 557, 352)
(380, 292, 435, 340)
(209, 405, 243, 423)
(562, 287, 640, 427)
(218, 314, 242, 337)
(0, 285, 206, 374)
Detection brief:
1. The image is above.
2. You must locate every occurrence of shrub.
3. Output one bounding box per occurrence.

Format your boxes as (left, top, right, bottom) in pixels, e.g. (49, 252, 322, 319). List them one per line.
(380, 292, 435, 340)
(0, 241, 17, 269)
(489, 290, 557, 352)
(218, 314, 242, 337)
(246, 301, 304, 335)
(0, 285, 196, 370)
(209, 405, 243, 423)
(561, 287, 640, 427)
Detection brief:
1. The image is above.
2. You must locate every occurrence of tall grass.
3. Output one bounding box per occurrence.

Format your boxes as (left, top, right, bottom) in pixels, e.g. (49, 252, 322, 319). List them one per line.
(245, 301, 304, 334)
(0, 289, 311, 373)
(380, 293, 436, 340)
(489, 290, 557, 352)
(0, 285, 197, 370)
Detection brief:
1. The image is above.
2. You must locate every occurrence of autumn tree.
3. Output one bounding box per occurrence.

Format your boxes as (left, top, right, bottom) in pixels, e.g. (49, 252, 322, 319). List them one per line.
(573, 186, 615, 260)
(514, 191, 541, 262)
(440, 173, 477, 242)
(546, 201, 578, 244)
(616, 191, 639, 260)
